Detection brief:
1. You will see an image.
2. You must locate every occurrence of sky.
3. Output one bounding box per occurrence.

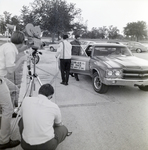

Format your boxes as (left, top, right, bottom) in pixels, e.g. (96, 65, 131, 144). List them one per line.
(0, 0, 148, 34)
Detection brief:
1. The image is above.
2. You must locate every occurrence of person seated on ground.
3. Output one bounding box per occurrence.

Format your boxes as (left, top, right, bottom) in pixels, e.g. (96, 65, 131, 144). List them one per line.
(18, 83, 72, 150)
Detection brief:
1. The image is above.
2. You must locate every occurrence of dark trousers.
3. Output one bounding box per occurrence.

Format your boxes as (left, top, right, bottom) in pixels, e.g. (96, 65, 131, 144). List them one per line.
(60, 59, 71, 83)
(18, 118, 68, 150)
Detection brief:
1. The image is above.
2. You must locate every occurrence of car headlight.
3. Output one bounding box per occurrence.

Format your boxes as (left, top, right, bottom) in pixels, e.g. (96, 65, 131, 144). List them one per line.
(107, 70, 113, 76)
(106, 69, 122, 78)
(114, 70, 121, 76)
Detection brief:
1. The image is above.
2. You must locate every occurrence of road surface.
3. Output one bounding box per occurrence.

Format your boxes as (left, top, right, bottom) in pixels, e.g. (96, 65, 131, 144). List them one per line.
(31, 49, 148, 150)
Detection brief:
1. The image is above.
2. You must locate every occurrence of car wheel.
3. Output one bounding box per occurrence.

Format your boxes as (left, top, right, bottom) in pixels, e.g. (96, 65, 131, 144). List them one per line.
(138, 85, 148, 91)
(31, 55, 40, 64)
(136, 48, 142, 53)
(92, 72, 108, 94)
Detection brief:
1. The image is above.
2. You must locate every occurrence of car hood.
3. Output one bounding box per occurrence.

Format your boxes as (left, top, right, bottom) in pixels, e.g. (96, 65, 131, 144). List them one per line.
(96, 56, 148, 69)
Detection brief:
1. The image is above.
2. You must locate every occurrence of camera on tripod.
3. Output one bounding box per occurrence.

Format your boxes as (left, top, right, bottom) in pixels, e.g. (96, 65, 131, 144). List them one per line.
(25, 23, 42, 50)
(25, 23, 44, 64)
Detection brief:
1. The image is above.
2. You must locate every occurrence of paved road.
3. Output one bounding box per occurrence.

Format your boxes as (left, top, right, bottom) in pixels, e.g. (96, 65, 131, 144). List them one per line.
(5, 47, 148, 150)
(1, 38, 148, 149)
(26, 49, 148, 150)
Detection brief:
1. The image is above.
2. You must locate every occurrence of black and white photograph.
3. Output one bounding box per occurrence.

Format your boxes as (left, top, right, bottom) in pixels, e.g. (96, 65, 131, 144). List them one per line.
(0, 0, 148, 150)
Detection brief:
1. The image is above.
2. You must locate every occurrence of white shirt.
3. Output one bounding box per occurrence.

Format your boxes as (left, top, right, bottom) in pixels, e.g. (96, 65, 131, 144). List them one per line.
(0, 43, 18, 77)
(57, 40, 72, 59)
(21, 94, 62, 145)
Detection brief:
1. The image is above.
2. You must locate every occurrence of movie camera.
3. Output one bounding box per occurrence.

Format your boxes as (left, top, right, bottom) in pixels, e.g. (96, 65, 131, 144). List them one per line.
(25, 23, 43, 50)
(23, 23, 44, 97)
(25, 24, 44, 69)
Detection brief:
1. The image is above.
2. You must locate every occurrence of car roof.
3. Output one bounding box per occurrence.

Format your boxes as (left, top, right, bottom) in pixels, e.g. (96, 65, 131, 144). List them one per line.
(81, 40, 96, 44)
(127, 41, 140, 44)
(92, 43, 126, 47)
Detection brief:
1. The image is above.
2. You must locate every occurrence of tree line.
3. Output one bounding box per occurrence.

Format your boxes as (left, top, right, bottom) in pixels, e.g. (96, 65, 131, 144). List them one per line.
(0, 0, 147, 42)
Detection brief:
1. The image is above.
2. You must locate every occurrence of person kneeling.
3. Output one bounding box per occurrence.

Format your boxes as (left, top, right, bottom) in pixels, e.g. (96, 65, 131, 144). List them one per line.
(18, 84, 71, 150)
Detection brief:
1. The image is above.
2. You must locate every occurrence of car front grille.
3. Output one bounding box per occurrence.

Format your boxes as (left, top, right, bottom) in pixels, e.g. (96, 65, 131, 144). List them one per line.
(122, 69, 148, 79)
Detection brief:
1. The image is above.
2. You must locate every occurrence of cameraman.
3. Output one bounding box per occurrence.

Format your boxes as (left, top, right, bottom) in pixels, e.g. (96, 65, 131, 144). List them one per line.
(0, 31, 27, 149)
(19, 84, 70, 150)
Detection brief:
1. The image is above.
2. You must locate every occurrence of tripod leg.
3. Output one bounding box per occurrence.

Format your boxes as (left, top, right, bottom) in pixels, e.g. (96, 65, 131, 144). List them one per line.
(10, 109, 21, 135)
(29, 77, 35, 97)
(36, 76, 43, 86)
(24, 78, 33, 97)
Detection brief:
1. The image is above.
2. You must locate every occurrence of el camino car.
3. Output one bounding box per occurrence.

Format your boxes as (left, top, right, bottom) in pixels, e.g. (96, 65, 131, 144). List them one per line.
(70, 43, 148, 93)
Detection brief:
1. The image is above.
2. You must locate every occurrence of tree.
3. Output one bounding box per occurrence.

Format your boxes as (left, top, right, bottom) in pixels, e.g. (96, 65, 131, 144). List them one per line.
(20, 0, 84, 42)
(108, 25, 119, 39)
(98, 26, 109, 39)
(3, 11, 11, 24)
(124, 21, 148, 41)
(0, 12, 22, 35)
(72, 22, 87, 36)
(81, 25, 120, 39)
(0, 11, 12, 35)
(0, 16, 5, 35)
(10, 16, 22, 31)
(20, 5, 35, 29)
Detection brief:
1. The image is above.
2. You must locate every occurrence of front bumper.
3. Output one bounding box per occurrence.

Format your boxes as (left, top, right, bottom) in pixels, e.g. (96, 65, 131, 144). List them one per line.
(103, 78, 148, 86)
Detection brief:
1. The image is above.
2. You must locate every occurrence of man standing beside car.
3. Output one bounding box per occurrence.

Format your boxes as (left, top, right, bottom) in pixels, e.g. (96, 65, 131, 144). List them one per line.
(70, 35, 81, 81)
(56, 34, 72, 85)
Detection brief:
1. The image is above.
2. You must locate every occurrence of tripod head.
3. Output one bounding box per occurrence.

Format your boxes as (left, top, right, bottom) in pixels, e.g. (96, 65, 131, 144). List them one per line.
(32, 48, 42, 58)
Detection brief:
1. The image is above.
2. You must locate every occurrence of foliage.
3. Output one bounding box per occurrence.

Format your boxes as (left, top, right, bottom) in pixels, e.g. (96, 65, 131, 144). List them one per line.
(0, 1, 147, 42)
(108, 25, 119, 39)
(20, 6, 35, 29)
(19, 0, 86, 42)
(82, 25, 120, 39)
(0, 16, 5, 35)
(0, 11, 23, 35)
(124, 21, 148, 41)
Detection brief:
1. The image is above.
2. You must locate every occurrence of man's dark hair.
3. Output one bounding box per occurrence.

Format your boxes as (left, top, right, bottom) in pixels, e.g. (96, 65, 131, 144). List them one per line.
(75, 35, 80, 39)
(63, 34, 68, 39)
(11, 31, 25, 44)
(38, 84, 54, 97)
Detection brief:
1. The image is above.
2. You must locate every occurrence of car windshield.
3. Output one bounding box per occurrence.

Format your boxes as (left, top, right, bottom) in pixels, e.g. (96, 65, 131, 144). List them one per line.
(93, 46, 132, 57)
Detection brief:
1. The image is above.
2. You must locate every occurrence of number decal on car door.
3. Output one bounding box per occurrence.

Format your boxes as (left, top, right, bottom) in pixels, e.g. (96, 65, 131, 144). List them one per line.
(71, 61, 86, 70)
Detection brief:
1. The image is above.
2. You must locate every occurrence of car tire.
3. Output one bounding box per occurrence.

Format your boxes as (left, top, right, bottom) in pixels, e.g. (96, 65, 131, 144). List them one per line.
(138, 85, 148, 91)
(92, 72, 108, 94)
(136, 48, 142, 53)
(31, 55, 40, 64)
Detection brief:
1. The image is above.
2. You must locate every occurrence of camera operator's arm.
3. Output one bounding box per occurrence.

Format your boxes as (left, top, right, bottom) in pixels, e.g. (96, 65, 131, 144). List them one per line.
(4, 44, 27, 74)
(7, 54, 27, 74)
(53, 107, 63, 127)
(14, 54, 27, 71)
(18, 44, 29, 53)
